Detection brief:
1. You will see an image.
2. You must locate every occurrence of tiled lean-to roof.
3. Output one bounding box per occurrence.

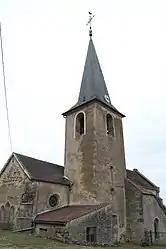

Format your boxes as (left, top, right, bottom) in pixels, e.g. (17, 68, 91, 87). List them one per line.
(34, 204, 108, 224)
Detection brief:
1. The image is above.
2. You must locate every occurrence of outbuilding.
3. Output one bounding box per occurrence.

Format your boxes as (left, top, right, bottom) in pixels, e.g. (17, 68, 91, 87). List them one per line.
(34, 204, 119, 246)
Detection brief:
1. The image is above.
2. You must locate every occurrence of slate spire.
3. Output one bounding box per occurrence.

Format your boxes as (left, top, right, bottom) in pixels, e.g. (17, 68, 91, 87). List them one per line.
(78, 38, 112, 106)
(62, 37, 124, 117)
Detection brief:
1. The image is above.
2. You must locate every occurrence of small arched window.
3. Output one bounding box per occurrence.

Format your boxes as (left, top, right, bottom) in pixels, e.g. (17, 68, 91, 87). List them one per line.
(106, 114, 114, 136)
(10, 206, 15, 222)
(0, 206, 4, 221)
(75, 112, 85, 136)
(154, 218, 160, 239)
(4, 201, 10, 221)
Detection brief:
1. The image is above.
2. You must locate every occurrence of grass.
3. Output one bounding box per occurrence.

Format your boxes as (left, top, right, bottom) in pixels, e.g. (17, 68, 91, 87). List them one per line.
(0, 230, 164, 249)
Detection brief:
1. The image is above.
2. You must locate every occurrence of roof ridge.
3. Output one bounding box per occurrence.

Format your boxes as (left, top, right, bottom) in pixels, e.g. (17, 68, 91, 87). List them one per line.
(35, 203, 109, 223)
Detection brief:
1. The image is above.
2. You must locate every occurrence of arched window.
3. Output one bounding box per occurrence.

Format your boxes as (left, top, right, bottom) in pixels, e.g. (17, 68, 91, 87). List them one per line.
(75, 112, 85, 136)
(10, 206, 15, 222)
(106, 114, 114, 136)
(4, 201, 10, 221)
(0, 206, 4, 221)
(154, 218, 160, 239)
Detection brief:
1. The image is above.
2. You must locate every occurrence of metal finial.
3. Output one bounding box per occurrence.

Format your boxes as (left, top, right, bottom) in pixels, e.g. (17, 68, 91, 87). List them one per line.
(86, 12, 95, 38)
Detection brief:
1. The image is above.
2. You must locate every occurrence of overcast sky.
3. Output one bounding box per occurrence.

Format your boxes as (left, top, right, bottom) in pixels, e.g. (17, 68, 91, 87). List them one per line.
(0, 0, 166, 200)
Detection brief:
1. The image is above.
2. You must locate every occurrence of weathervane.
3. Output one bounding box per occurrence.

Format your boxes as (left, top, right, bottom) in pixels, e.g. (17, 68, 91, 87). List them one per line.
(86, 12, 95, 37)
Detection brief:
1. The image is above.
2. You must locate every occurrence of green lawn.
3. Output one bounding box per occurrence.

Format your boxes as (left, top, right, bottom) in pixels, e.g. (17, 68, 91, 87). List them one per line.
(0, 230, 163, 249)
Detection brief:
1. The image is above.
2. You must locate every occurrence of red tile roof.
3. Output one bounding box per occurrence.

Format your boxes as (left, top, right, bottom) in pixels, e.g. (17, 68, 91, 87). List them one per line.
(35, 204, 108, 224)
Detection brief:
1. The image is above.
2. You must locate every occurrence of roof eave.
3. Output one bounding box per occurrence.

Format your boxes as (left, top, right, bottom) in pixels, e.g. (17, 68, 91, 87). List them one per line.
(62, 98, 125, 118)
(31, 177, 71, 186)
(34, 220, 66, 225)
(34, 204, 109, 226)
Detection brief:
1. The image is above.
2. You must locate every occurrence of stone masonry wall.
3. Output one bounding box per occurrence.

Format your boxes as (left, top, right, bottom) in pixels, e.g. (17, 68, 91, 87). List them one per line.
(67, 205, 118, 245)
(94, 103, 126, 234)
(64, 103, 97, 204)
(143, 194, 166, 233)
(35, 223, 66, 239)
(34, 205, 119, 246)
(35, 181, 69, 214)
(125, 180, 144, 242)
(0, 156, 34, 230)
(64, 102, 126, 236)
(0, 156, 69, 230)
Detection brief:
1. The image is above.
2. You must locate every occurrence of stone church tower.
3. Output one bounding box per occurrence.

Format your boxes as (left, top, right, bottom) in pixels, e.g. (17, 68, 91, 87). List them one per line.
(62, 35, 127, 230)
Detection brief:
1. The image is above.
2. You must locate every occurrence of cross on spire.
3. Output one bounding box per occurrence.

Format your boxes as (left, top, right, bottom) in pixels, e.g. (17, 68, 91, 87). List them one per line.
(86, 12, 95, 37)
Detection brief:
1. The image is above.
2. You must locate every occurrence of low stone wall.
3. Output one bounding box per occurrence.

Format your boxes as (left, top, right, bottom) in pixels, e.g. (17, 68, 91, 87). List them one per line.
(34, 223, 122, 247)
(16, 217, 33, 230)
(33, 206, 123, 246)
(141, 230, 166, 246)
(151, 232, 166, 246)
(0, 221, 13, 230)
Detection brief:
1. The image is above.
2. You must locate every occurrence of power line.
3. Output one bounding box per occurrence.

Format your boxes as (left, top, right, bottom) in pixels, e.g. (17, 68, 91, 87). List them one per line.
(0, 23, 12, 153)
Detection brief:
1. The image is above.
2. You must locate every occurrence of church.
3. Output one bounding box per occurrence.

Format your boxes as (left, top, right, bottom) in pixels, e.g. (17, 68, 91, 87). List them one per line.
(0, 24, 166, 246)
